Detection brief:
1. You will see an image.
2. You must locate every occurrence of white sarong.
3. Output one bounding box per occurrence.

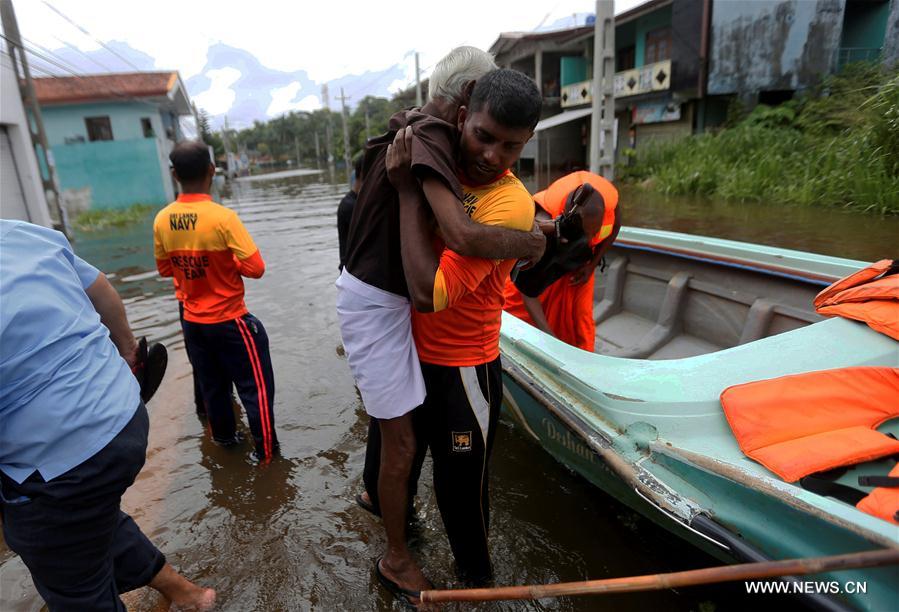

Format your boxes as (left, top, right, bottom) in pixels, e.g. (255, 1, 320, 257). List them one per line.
(335, 269, 426, 419)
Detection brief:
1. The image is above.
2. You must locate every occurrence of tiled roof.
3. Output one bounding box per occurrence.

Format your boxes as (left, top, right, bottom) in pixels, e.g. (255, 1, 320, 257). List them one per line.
(33, 71, 178, 104)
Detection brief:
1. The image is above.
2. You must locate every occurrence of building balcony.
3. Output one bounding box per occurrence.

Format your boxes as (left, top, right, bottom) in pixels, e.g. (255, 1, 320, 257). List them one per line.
(614, 59, 671, 98)
(560, 59, 673, 108)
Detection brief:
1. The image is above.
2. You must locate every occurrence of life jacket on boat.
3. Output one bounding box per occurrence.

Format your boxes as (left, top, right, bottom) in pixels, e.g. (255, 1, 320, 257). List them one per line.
(855, 463, 899, 525)
(721, 367, 899, 524)
(814, 259, 899, 341)
(503, 171, 619, 351)
(720, 367, 899, 483)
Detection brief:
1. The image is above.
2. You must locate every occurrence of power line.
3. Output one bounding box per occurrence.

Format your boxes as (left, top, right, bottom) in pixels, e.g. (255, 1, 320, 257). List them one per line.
(0, 32, 163, 111)
(54, 35, 115, 72)
(21, 35, 89, 75)
(1, 32, 85, 76)
(0, 47, 54, 77)
(352, 67, 402, 100)
(41, 0, 143, 72)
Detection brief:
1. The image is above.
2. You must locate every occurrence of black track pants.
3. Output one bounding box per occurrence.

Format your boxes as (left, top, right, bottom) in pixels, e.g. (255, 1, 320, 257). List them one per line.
(418, 357, 502, 585)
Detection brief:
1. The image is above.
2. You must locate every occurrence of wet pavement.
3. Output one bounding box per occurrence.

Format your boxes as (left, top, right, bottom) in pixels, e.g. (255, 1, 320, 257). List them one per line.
(2, 172, 896, 611)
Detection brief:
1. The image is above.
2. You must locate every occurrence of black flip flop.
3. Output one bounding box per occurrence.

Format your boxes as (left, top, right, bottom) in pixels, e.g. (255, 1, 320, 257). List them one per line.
(355, 492, 381, 517)
(132, 337, 168, 403)
(375, 558, 423, 609)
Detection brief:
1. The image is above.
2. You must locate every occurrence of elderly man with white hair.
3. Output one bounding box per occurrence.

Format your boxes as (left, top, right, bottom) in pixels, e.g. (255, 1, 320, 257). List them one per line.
(336, 46, 544, 603)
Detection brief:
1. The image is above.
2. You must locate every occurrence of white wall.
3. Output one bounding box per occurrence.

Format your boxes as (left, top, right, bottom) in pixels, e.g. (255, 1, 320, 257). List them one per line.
(0, 53, 52, 227)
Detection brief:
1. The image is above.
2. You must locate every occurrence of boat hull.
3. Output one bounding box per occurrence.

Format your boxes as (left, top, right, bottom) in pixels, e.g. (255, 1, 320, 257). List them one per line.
(500, 360, 898, 612)
(499, 228, 899, 611)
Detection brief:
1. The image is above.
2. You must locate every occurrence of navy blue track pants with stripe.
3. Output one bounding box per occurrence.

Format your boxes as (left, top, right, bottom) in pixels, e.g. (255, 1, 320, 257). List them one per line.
(182, 313, 278, 460)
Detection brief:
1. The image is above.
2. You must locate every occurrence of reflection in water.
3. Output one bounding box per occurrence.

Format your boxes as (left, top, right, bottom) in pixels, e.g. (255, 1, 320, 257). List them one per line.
(5, 170, 888, 611)
(614, 185, 899, 262)
(199, 429, 299, 523)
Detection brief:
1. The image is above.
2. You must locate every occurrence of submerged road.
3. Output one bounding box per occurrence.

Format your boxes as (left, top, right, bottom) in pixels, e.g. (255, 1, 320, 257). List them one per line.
(5, 171, 895, 611)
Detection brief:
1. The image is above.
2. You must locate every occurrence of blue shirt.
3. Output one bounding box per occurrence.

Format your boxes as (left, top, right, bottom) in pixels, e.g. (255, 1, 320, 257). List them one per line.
(0, 220, 139, 484)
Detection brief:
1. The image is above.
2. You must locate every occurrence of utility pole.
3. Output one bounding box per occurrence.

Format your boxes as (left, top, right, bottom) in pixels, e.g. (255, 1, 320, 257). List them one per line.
(414, 52, 423, 107)
(191, 102, 201, 138)
(364, 101, 371, 142)
(221, 115, 233, 178)
(294, 136, 300, 167)
(321, 84, 335, 173)
(337, 87, 352, 183)
(314, 131, 321, 170)
(1, 0, 69, 237)
(590, 0, 615, 180)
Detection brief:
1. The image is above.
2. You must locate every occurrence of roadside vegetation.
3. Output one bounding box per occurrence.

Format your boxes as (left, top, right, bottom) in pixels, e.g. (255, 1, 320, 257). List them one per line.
(620, 64, 899, 214)
(198, 84, 419, 172)
(73, 203, 155, 232)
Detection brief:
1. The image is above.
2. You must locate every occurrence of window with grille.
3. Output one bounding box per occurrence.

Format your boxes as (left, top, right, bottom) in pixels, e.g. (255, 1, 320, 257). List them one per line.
(85, 116, 113, 142)
(617, 46, 636, 71)
(644, 27, 672, 64)
(141, 118, 155, 138)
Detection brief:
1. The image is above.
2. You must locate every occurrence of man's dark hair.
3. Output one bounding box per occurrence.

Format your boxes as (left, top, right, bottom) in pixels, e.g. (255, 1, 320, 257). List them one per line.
(469, 69, 542, 130)
(170, 140, 212, 182)
(353, 153, 365, 180)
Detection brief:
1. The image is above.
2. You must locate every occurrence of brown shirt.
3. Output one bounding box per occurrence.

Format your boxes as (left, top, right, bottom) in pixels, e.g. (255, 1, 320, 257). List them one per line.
(344, 109, 461, 297)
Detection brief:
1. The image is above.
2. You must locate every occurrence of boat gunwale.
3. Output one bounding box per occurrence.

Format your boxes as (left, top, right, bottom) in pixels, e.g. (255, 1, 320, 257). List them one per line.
(650, 443, 899, 549)
(615, 226, 871, 286)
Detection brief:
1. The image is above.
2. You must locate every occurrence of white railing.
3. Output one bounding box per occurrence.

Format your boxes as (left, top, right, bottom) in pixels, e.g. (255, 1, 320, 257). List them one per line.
(560, 59, 672, 108)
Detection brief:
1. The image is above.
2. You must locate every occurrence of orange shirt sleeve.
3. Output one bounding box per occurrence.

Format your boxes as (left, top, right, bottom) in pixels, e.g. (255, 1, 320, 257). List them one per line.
(222, 210, 265, 278)
(235, 250, 265, 278)
(156, 258, 174, 277)
(432, 252, 496, 312)
(432, 179, 534, 311)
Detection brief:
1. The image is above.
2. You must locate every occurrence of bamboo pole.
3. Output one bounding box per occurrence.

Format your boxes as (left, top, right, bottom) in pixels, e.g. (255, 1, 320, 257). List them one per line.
(420, 548, 899, 603)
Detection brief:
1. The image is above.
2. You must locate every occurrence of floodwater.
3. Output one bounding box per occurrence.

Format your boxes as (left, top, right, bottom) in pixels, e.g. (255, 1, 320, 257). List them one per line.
(2, 172, 897, 612)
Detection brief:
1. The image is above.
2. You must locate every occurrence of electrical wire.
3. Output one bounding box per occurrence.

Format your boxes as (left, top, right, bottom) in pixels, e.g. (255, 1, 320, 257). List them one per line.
(20, 35, 88, 76)
(0, 32, 182, 116)
(41, 0, 143, 72)
(53, 36, 115, 73)
(1, 46, 54, 77)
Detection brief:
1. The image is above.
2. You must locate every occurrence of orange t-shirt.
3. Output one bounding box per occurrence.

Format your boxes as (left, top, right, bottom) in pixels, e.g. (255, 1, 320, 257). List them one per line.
(411, 171, 535, 366)
(153, 193, 264, 323)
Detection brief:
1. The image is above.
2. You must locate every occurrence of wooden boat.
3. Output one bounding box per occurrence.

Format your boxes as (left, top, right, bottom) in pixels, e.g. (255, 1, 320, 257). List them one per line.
(499, 227, 898, 611)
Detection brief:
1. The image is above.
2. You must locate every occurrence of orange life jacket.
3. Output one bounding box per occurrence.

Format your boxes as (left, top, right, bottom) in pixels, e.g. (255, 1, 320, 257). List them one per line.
(720, 367, 899, 484)
(856, 463, 899, 525)
(814, 259, 899, 341)
(533, 170, 618, 247)
(503, 171, 619, 351)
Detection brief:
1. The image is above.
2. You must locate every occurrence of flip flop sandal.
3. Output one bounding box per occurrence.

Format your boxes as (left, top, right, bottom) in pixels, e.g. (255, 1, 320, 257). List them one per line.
(375, 558, 423, 609)
(355, 492, 381, 517)
(132, 337, 168, 403)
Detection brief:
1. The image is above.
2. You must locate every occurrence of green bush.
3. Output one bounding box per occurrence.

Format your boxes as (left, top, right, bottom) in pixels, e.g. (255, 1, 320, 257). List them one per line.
(621, 64, 899, 214)
(74, 204, 155, 232)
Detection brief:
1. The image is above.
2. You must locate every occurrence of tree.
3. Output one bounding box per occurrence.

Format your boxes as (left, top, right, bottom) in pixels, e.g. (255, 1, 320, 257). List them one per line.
(197, 109, 224, 159)
(211, 87, 415, 171)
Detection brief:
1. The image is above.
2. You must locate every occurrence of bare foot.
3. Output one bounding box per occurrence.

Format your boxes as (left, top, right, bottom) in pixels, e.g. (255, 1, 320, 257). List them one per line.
(378, 555, 435, 609)
(149, 563, 217, 611)
(168, 588, 216, 612)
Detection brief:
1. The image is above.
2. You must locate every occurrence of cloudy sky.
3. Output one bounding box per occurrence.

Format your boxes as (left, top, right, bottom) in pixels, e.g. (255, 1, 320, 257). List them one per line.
(14, 0, 645, 124)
